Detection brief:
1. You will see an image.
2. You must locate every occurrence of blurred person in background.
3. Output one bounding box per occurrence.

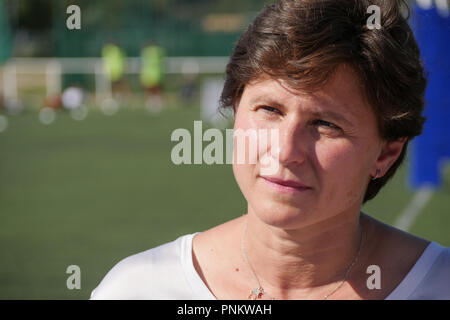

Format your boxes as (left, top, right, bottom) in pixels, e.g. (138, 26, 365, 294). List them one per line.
(180, 59, 200, 107)
(140, 42, 165, 113)
(102, 42, 127, 98)
(91, 0, 450, 300)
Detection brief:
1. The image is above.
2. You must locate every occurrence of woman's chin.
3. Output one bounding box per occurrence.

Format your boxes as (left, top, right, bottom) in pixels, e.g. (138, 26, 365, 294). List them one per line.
(251, 203, 316, 230)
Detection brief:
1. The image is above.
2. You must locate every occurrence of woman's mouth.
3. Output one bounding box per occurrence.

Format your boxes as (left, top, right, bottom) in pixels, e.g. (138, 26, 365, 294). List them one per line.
(260, 176, 311, 194)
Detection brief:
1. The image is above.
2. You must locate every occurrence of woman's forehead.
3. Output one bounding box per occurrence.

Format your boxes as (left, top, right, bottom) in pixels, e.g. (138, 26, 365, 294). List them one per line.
(243, 65, 371, 119)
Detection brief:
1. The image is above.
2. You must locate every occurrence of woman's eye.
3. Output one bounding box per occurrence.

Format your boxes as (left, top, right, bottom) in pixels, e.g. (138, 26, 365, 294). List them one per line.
(259, 106, 280, 114)
(314, 120, 341, 130)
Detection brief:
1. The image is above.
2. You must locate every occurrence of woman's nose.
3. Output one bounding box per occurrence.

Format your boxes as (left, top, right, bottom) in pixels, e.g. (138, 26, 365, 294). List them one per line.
(277, 121, 307, 166)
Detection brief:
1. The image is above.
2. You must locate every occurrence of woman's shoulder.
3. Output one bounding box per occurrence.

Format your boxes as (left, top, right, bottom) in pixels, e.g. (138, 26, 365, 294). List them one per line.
(90, 233, 197, 300)
(362, 214, 450, 299)
(385, 241, 450, 300)
(362, 213, 431, 253)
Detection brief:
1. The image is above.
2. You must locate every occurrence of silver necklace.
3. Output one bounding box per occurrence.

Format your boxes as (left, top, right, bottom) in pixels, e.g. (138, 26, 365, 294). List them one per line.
(241, 216, 364, 300)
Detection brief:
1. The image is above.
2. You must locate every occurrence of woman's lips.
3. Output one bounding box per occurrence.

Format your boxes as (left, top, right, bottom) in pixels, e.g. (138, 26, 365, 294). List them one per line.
(260, 176, 311, 194)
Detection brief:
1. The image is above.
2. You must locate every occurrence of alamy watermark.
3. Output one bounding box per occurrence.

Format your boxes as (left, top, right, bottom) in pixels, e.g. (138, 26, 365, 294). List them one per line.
(367, 5, 381, 30)
(170, 121, 280, 175)
(66, 5, 81, 30)
(366, 264, 381, 290)
(66, 265, 81, 290)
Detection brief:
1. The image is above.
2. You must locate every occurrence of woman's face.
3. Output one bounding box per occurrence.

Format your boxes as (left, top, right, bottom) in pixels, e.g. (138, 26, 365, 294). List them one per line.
(232, 65, 398, 229)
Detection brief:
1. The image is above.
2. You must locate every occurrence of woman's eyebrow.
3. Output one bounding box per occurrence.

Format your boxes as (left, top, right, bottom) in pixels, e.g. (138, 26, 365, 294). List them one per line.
(248, 95, 285, 109)
(249, 95, 355, 126)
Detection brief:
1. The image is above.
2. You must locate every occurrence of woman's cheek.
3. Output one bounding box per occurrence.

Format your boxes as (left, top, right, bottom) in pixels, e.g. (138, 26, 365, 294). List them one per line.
(232, 113, 257, 197)
(316, 141, 370, 207)
(315, 142, 357, 187)
(234, 112, 276, 170)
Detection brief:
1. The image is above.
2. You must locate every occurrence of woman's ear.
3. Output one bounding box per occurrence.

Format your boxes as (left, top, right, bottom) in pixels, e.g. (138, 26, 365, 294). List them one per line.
(373, 137, 407, 178)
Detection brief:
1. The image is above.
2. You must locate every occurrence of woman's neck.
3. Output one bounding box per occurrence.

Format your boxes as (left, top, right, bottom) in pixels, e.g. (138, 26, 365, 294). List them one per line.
(242, 210, 366, 299)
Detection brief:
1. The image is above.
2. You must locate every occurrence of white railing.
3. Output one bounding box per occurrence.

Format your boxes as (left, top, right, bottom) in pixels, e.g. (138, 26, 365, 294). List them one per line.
(1, 56, 229, 105)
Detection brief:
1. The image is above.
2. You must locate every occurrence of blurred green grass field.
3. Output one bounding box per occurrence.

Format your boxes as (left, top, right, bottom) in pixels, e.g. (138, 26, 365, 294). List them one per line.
(0, 104, 449, 299)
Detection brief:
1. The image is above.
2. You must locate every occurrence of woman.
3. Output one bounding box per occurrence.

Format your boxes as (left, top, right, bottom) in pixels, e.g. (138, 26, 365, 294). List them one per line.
(91, 0, 450, 300)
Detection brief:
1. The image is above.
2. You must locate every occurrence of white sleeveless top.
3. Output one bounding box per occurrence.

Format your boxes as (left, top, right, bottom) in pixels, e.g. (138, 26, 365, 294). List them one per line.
(90, 233, 450, 300)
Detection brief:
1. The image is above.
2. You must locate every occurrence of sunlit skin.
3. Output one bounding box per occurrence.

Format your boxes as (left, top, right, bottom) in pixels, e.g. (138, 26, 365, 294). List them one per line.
(192, 64, 429, 300)
(233, 70, 382, 231)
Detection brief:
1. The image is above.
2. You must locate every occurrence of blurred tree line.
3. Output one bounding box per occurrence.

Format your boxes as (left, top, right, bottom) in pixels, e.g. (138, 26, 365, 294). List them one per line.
(4, 0, 417, 58)
(4, 0, 273, 57)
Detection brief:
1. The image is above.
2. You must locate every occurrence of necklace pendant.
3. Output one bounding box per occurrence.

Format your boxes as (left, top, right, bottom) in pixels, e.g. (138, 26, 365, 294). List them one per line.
(248, 287, 264, 300)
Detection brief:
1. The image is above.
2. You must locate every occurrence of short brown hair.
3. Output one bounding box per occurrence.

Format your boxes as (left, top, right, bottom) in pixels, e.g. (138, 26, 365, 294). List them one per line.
(220, 0, 427, 203)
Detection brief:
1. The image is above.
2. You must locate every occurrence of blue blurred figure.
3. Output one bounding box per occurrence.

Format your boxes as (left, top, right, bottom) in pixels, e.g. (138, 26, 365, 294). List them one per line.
(410, 0, 450, 189)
